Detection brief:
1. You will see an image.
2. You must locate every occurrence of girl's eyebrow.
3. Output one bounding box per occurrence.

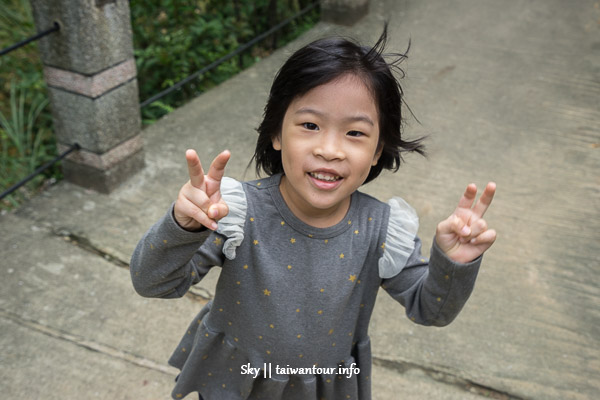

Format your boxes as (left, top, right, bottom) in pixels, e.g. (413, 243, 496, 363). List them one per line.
(295, 107, 375, 127)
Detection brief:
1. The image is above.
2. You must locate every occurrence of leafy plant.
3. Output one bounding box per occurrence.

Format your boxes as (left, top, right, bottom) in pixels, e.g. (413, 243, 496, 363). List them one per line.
(0, 0, 319, 210)
(131, 0, 320, 123)
(0, 83, 56, 208)
(0, 0, 57, 210)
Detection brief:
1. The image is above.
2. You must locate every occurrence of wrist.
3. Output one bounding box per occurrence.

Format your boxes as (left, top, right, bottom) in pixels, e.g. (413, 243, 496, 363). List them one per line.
(172, 207, 206, 232)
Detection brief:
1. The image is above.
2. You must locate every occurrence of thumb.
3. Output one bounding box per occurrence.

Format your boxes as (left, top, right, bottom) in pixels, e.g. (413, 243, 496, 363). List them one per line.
(207, 201, 229, 222)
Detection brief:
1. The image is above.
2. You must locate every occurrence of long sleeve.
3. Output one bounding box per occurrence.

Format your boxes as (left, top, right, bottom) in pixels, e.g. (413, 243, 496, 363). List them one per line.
(130, 177, 247, 299)
(378, 197, 481, 326)
(381, 236, 481, 326)
(130, 204, 226, 298)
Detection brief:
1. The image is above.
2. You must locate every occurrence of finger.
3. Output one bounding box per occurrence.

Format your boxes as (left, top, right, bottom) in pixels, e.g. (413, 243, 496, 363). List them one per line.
(188, 204, 218, 231)
(455, 183, 477, 211)
(472, 182, 496, 218)
(186, 149, 205, 189)
(181, 182, 212, 213)
(176, 196, 218, 230)
(437, 215, 471, 237)
(470, 228, 497, 246)
(206, 150, 231, 183)
(465, 218, 488, 242)
(207, 201, 229, 221)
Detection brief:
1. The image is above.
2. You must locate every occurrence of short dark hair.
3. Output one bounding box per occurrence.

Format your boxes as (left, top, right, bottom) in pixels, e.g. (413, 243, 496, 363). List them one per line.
(252, 24, 425, 184)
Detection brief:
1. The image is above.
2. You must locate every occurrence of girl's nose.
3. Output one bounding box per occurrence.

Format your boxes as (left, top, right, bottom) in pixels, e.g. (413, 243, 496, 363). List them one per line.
(313, 131, 346, 161)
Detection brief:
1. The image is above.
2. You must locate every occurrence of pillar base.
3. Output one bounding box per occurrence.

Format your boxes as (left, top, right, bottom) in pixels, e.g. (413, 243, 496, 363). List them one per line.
(62, 149, 144, 194)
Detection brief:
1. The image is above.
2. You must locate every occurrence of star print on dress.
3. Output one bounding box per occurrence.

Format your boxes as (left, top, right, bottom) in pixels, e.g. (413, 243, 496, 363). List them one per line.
(143, 175, 444, 399)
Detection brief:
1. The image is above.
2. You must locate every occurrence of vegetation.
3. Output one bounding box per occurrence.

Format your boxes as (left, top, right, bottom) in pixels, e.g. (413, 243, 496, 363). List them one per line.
(0, 0, 320, 210)
(0, 0, 59, 209)
(133, 0, 320, 122)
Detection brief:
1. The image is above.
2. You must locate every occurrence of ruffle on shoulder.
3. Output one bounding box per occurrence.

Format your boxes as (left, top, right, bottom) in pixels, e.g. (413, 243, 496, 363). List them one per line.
(378, 197, 419, 279)
(216, 177, 247, 260)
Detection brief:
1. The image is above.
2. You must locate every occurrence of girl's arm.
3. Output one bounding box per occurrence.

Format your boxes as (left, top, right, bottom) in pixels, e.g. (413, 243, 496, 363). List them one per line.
(381, 236, 481, 326)
(381, 183, 495, 326)
(130, 205, 225, 298)
(131, 149, 232, 298)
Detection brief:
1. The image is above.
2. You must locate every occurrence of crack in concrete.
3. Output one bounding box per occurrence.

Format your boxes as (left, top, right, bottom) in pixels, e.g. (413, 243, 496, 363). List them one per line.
(53, 228, 130, 269)
(1, 308, 178, 376)
(372, 357, 525, 400)
(42, 229, 522, 397)
(51, 229, 210, 303)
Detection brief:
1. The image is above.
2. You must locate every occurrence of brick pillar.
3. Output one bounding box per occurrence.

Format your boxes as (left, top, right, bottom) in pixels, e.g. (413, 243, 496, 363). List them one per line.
(321, 0, 370, 26)
(30, 0, 144, 193)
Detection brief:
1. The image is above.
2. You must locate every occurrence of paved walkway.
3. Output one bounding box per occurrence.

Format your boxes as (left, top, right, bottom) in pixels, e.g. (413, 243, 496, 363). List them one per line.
(2, 0, 599, 399)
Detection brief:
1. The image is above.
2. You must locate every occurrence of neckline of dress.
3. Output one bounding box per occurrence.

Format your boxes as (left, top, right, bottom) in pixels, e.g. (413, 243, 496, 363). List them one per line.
(266, 173, 359, 239)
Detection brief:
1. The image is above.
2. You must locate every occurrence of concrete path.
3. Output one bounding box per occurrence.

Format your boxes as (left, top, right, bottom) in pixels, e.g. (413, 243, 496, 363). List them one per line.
(2, 0, 599, 399)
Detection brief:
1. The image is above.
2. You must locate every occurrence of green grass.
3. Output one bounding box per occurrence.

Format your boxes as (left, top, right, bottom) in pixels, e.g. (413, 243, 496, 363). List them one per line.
(1, 0, 320, 211)
(0, 0, 56, 210)
(0, 82, 58, 209)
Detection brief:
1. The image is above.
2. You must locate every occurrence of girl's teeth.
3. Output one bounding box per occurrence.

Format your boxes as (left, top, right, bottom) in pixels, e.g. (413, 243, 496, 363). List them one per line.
(310, 172, 340, 181)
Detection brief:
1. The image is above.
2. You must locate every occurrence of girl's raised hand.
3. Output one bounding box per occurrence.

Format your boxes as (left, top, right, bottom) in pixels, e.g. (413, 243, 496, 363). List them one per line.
(174, 149, 231, 231)
(435, 183, 497, 263)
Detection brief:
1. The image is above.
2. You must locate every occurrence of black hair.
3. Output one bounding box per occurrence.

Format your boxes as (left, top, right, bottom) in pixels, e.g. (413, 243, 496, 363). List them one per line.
(252, 24, 426, 184)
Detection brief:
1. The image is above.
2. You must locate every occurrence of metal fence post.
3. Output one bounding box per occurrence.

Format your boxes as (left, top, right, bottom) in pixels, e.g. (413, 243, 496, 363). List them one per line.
(29, 0, 144, 193)
(321, 0, 370, 25)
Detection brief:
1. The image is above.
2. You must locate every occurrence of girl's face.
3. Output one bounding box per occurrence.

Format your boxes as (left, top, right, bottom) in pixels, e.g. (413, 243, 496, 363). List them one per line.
(272, 74, 382, 227)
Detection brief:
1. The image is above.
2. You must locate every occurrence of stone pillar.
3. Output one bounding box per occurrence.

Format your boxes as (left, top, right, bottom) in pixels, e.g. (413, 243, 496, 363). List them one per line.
(321, 0, 370, 26)
(30, 0, 144, 193)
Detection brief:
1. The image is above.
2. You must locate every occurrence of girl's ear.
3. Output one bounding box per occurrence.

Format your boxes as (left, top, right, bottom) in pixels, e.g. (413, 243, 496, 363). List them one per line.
(272, 134, 282, 151)
(372, 144, 383, 166)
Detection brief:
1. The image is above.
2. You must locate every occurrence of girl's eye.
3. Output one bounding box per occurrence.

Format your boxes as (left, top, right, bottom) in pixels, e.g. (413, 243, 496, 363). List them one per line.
(347, 130, 364, 137)
(302, 122, 319, 131)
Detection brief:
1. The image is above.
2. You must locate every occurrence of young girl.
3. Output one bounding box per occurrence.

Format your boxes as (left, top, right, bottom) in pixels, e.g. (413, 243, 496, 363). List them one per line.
(131, 27, 496, 400)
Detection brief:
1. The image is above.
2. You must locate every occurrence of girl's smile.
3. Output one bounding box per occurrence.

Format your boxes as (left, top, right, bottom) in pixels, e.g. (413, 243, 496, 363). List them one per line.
(272, 74, 382, 228)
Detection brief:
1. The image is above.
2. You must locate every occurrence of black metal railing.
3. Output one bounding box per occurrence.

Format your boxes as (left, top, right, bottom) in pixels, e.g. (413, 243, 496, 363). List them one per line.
(0, 143, 79, 201)
(1, 21, 63, 201)
(0, 22, 60, 57)
(1, 1, 320, 202)
(140, 1, 319, 108)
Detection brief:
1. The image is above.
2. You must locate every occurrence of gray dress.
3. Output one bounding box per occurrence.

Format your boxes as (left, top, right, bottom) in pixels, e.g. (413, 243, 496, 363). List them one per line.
(130, 173, 481, 400)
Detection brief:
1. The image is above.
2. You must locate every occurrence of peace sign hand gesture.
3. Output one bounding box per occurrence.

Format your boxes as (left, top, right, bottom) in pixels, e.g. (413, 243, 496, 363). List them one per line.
(174, 149, 231, 231)
(435, 182, 497, 263)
